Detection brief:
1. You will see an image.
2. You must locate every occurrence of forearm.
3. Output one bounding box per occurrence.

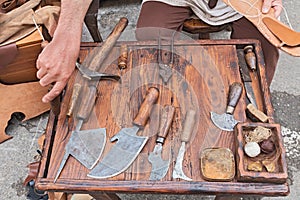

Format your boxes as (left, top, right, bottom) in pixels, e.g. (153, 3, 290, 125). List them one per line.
(52, 0, 93, 45)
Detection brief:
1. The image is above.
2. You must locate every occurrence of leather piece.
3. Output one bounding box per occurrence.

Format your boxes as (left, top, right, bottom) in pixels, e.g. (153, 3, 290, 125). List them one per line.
(222, 0, 300, 57)
(0, 43, 18, 68)
(0, 0, 27, 13)
(0, 0, 60, 46)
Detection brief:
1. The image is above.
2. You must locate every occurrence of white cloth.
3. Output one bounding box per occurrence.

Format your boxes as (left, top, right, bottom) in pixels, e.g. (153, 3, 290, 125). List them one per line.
(142, 0, 243, 25)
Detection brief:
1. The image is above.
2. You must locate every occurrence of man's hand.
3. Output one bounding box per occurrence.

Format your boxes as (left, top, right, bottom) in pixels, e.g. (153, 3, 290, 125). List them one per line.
(262, 0, 283, 18)
(36, 37, 79, 103)
(36, 0, 93, 103)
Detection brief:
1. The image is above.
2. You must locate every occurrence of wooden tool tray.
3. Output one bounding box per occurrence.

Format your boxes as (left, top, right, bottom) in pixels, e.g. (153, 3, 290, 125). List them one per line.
(36, 40, 289, 196)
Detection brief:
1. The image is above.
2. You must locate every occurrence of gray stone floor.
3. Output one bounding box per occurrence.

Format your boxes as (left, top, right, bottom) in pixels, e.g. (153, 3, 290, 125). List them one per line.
(0, 0, 299, 199)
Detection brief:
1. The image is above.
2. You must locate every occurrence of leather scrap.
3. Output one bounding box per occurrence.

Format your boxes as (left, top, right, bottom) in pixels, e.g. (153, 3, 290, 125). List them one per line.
(0, 0, 28, 13)
(0, 0, 60, 46)
(222, 0, 300, 57)
(0, 42, 18, 68)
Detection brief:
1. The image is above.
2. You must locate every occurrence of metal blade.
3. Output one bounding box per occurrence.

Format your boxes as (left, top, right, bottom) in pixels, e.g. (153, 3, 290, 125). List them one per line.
(244, 82, 258, 108)
(67, 128, 106, 169)
(172, 142, 192, 181)
(210, 112, 239, 131)
(88, 126, 148, 179)
(148, 144, 170, 180)
(54, 128, 106, 182)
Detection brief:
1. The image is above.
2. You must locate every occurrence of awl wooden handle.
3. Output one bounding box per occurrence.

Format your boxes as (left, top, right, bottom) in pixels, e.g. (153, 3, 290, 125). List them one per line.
(157, 105, 175, 141)
(84, 17, 128, 72)
(133, 87, 159, 128)
(226, 82, 243, 114)
(181, 110, 196, 143)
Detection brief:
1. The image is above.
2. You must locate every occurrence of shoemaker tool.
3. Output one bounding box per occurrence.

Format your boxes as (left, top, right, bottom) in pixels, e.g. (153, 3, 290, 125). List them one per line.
(172, 110, 196, 181)
(157, 32, 175, 84)
(210, 82, 242, 131)
(88, 87, 159, 179)
(54, 18, 128, 182)
(238, 48, 269, 122)
(148, 105, 175, 180)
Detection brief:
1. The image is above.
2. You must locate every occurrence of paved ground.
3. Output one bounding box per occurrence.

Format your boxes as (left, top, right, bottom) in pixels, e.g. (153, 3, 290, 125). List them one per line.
(0, 0, 299, 199)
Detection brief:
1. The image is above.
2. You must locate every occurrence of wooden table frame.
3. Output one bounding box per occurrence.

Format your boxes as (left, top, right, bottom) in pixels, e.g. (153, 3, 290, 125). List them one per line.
(35, 40, 289, 200)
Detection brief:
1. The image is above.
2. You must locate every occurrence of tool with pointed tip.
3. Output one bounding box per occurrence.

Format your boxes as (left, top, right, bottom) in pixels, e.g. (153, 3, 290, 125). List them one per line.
(238, 49, 269, 122)
(210, 82, 242, 131)
(54, 18, 128, 182)
(88, 87, 159, 179)
(238, 49, 257, 108)
(172, 110, 196, 181)
(148, 105, 175, 180)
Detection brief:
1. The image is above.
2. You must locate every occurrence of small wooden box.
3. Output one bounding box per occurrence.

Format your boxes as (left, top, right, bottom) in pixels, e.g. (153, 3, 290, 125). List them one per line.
(235, 122, 288, 183)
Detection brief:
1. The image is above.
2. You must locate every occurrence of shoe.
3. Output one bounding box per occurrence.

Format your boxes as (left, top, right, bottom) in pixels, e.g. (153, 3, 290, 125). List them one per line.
(222, 0, 300, 57)
(262, 16, 300, 47)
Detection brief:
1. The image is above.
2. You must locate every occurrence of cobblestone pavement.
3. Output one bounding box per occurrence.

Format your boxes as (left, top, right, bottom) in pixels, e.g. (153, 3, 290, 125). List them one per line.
(0, 0, 299, 199)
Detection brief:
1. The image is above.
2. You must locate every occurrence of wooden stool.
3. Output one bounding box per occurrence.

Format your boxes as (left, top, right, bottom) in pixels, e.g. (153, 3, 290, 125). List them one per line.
(183, 18, 231, 39)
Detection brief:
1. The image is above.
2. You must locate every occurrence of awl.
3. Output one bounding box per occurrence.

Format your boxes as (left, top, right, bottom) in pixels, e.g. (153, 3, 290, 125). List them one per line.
(172, 110, 196, 181)
(148, 105, 175, 180)
(88, 87, 159, 179)
(238, 49, 269, 122)
(210, 82, 242, 131)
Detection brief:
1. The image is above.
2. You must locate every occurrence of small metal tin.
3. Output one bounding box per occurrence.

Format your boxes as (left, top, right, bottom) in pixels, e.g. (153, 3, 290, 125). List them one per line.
(200, 147, 235, 181)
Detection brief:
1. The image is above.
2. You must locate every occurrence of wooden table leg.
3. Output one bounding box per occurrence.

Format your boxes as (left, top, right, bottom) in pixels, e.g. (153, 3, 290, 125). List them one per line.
(89, 192, 121, 200)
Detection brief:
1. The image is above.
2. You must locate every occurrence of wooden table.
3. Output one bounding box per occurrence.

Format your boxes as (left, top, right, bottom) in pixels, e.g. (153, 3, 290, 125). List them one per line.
(35, 40, 289, 200)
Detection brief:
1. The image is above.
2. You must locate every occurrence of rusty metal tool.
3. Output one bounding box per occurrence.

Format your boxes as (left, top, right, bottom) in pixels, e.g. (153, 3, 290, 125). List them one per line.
(148, 105, 175, 180)
(210, 82, 242, 131)
(238, 49, 258, 108)
(157, 32, 175, 84)
(238, 49, 269, 122)
(172, 110, 196, 181)
(88, 87, 159, 179)
(54, 18, 128, 182)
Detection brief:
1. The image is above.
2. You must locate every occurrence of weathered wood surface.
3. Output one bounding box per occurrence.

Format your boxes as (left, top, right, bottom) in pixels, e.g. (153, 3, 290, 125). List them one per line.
(36, 40, 288, 196)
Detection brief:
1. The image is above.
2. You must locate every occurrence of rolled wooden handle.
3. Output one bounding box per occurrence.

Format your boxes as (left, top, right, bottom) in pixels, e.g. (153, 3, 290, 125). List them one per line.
(181, 110, 196, 143)
(76, 84, 97, 122)
(226, 82, 242, 114)
(133, 87, 159, 128)
(84, 17, 128, 72)
(157, 105, 175, 142)
(244, 45, 256, 70)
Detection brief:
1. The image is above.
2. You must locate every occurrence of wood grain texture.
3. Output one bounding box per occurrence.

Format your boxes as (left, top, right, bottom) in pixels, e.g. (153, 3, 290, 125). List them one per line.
(36, 40, 288, 196)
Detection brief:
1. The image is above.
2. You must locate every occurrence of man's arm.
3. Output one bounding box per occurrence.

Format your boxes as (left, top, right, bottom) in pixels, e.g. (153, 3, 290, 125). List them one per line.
(36, 0, 93, 103)
(262, 0, 283, 18)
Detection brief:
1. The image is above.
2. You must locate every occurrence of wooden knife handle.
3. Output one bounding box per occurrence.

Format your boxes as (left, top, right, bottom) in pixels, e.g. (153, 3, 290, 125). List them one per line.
(133, 87, 159, 128)
(157, 105, 175, 143)
(66, 83, 82, 117)
(76, 83, 97, 122)
(181, 110, 196, 143)
(226, 82, 243, 115)
(86, 17, 128, 72)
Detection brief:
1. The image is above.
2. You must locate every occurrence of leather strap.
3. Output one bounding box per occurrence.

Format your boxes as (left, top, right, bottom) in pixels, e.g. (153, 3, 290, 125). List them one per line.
(0, 0, 27, 13)
(0, 43, 18, 68)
